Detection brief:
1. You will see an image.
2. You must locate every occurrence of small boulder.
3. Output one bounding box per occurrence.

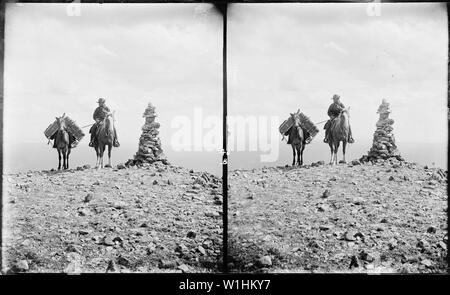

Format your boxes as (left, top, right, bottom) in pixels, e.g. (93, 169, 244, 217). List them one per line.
(322, 189, 331, 198)
(197, 245, 206, 255)
(83, 193, 93, 203)
(178, 264, 190, 273)
(257, 256, 272, 267)
(159, 259, 177, 269)
(13, 260, 29, 272)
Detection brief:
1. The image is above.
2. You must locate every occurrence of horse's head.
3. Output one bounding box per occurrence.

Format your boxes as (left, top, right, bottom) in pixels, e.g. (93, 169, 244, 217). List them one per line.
(290, 109, 301, 127)
(103, 111, 115, 129)
(55, 113, 66, 131)
(340, 107, 350, 119)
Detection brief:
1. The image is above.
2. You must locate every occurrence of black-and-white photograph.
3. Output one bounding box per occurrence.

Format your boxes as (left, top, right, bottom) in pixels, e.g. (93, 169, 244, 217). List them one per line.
(0, 0, 448, 281)
(227, 3, 448, 273)
(2, 3, 224, 273)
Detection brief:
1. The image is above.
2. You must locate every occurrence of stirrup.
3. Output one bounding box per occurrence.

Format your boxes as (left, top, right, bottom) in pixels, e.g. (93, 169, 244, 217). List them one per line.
(323, 138, 328, 143)
(348, 138, 355, 143)
(114, 141, 120, 147)
(89, 141, 94, 147)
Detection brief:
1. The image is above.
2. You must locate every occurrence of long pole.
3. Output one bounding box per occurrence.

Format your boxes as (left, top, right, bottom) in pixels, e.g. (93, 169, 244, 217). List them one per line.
(221, 3, 228, 273)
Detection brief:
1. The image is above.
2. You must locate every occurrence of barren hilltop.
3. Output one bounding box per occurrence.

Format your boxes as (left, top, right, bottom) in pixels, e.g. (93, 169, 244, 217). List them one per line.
(2, 162, 223, 273)
(229, 158, 447, 273)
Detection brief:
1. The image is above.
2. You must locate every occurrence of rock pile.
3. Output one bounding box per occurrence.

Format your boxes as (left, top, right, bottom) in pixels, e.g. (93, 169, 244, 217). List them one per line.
(126, 103, 168, 166)
(365, 99, 403, 162)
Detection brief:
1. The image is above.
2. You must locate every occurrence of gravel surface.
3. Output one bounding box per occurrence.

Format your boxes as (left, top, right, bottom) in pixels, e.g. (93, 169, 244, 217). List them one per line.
(228, 158, 447, 273)
(2, 162, 223, 273)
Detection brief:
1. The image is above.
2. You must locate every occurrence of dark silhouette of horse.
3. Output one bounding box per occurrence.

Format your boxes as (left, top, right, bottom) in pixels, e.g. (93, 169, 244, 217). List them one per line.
(94, 112, 115, 169)
(54, 114, 71, 170)
(285, 110, 307, 166)
(328, 107, 351, 165)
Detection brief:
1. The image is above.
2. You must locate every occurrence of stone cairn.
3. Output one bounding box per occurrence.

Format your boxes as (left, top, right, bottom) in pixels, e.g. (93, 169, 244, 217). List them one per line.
(363, 99, 403, 162)
(126, 103, 168, 166)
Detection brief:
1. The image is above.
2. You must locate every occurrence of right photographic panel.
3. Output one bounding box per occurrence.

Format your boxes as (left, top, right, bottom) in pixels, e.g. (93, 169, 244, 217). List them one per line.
(227, 3, 448, 273)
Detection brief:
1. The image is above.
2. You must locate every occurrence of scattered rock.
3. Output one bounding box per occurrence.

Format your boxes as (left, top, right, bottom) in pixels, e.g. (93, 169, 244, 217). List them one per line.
(205, 211, 220, 218)
(344, 230, 357, 241)
(159, 259, 177, 269)
(322, 189, 331, 198)
(417, 239, 430, 250)
(349, 255, 360, 268)
(13, 260, 29, 272)
(178, 264, 190, 273)
(83, 193, 93, 203)
(106, 260, 118, 273)
(175, 243, 189, 255)
(117, 256, 131, 268)
(256, 256, 272, 267)
(421, 259, 433, 267)
(187, 231, 196, 239)
(66, 244, 82, 253)
(197, 245, 206, 255)
(426, 226, 437, 234)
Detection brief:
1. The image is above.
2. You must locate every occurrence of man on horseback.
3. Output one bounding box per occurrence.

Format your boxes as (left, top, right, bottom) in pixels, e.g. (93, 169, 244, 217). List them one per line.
(89, 98, 120, 147)
(323, 94, 354, 143)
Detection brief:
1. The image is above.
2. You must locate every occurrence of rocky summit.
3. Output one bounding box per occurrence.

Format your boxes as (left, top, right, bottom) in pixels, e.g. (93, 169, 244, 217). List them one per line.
(2, 163, 222, 273)
(228, 159, 447, 273)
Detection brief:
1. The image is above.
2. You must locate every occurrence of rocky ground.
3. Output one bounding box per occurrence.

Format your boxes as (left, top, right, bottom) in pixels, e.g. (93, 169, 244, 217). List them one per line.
(2, 162, 223, 273)
(228, 158, 448, 273)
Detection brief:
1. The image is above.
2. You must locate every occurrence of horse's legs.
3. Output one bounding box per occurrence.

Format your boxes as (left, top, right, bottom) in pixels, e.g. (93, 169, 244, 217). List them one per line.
(296, 144, 301, 166)
(107, 144, 112, 167)
(62, 147, 67, 170)
(334, 142, 340, 165)
(95, 148, 100, 169)
(291, 145, 296, 166)
(66, 147, 71, 169)
(57, 149, 62, 170)
(300, 143, 305, 166)
(100, 146, 105, 169)
(342, 141, 347, 163)
(329, 143, 334, 165)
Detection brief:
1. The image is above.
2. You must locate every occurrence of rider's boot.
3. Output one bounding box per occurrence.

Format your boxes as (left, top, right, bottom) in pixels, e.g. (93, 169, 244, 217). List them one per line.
(89, 134, 95, 147)
(323, 131, 329, 143)
(113, 138, 120, 147)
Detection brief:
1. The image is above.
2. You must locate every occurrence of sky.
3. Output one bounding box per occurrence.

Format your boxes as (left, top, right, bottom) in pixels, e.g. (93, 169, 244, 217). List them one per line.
(228, 3, 448, 150)
(3, 3, 223, 154)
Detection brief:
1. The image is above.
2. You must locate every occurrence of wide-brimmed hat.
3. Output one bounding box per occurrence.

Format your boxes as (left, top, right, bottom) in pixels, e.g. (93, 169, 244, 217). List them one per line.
(97, 98, 106, 104)
(332, 94, 340, 100)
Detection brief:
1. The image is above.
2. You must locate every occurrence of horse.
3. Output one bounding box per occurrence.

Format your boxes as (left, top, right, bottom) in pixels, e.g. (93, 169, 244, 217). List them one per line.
(54, 114, 71, 170)
(285, 110, 307, 166)
(94, 112, 115, 169)
(328, 107, 351, 165)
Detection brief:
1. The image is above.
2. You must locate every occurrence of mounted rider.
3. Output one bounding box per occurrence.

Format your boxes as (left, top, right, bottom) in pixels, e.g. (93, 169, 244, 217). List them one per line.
(89, 98, 120, 147)
(323, 94, 354, 143)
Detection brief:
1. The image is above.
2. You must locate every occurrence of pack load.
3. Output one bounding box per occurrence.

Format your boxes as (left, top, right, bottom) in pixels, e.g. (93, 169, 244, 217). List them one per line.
(279, 116, 295, 135)
(44, 116, 85, 141)
(279, 112, 319, 142)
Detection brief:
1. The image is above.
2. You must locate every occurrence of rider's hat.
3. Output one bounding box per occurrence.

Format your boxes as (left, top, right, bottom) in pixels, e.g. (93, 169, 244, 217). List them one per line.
(332, 94, 340, 100)
(97, 98, 106, 104)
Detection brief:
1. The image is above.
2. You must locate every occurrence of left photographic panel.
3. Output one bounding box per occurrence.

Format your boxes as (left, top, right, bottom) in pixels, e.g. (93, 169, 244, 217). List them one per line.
(2, 3, 223, 273)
